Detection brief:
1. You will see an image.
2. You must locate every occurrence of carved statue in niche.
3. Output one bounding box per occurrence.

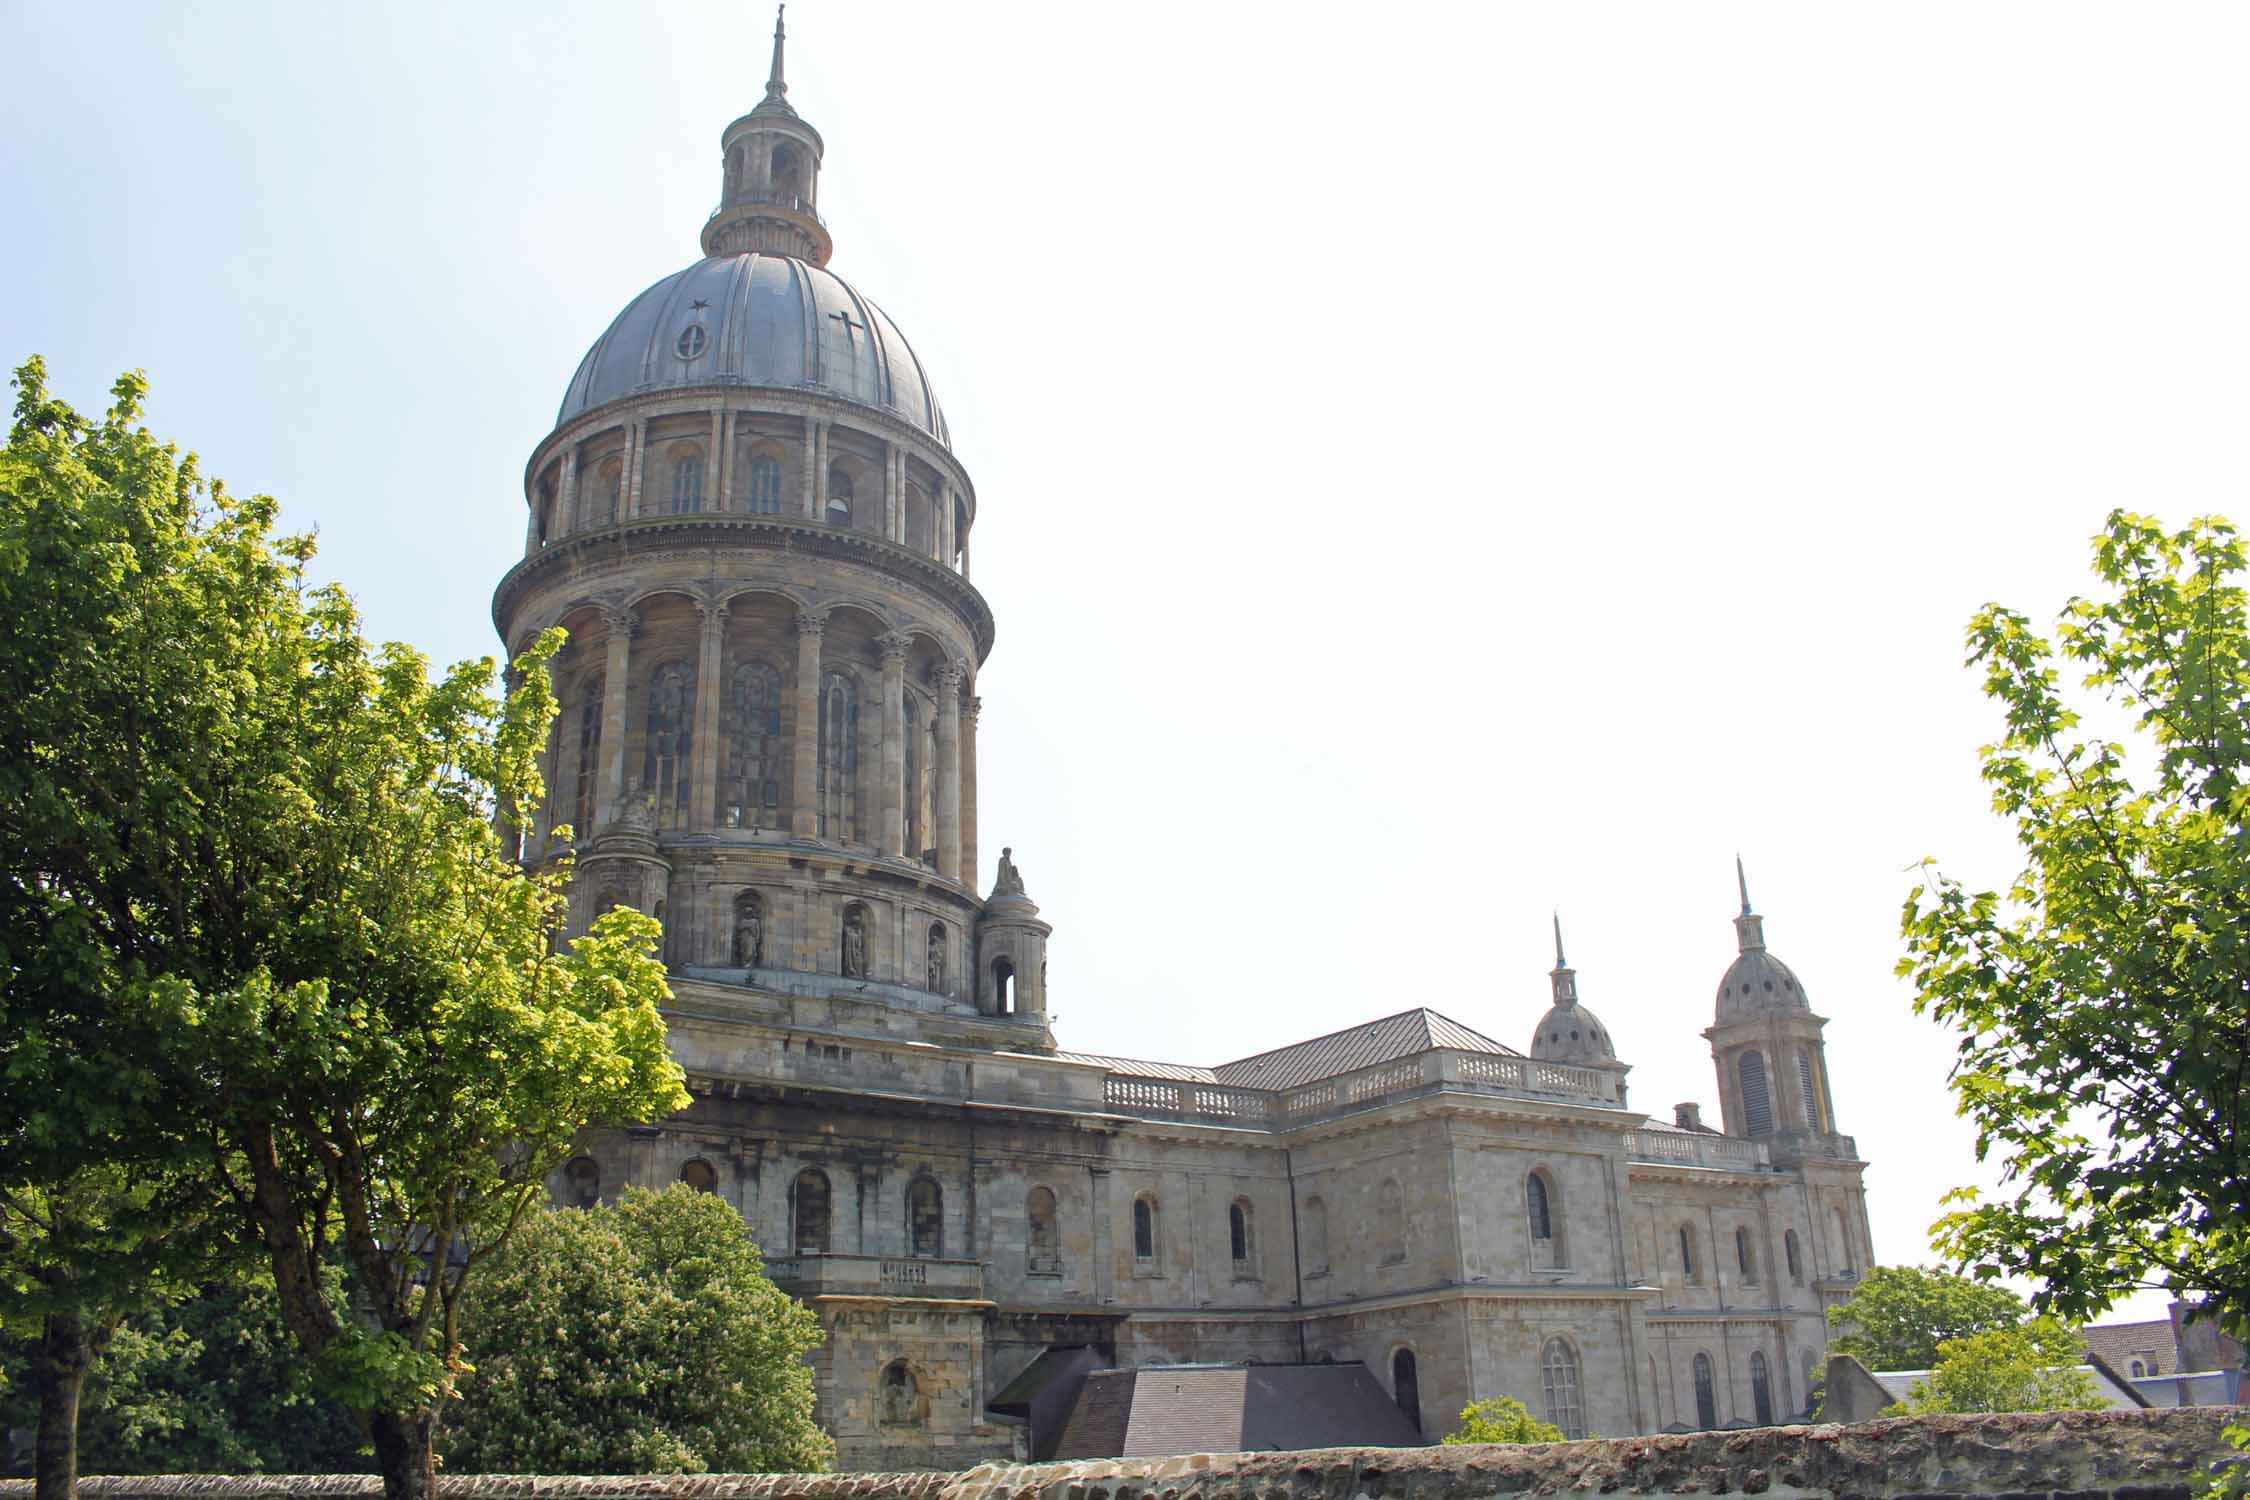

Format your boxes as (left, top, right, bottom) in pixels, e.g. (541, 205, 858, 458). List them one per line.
(927, 927, 945, 992)
(841, 905, 867, 978)
(993, 846, 1024, 895)
(733, 892, 763, 968)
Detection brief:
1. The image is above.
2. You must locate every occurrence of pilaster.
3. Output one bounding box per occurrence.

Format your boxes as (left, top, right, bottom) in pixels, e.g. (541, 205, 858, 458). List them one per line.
(791, 611, 825, 837)
(878, 632, 910, 857)
(936, 662, 964, 882)
(960, 694, 981, 890)
(598, 607, 637, 821)
(689, 601, 728, 827)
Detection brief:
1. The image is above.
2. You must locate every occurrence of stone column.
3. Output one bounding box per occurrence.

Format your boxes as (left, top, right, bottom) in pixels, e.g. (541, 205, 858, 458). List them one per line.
(715, 410, 734, 510)
(624, 418, 648, 517)
(801, 414, 818, 516)
(557, 446, 579, 538)
(885, 445, 901, 541)
(791, 612, 825, 837)
(598, 607, 637, 822)
(812, 421, 829, 519)
(961, 521, 971, 581)
(689, 601, 727, 828)
(877, 633, 910, 857)
(936, 662, 963, 883)
(707, 410, 724, 510)
(960, 694, 981, 890)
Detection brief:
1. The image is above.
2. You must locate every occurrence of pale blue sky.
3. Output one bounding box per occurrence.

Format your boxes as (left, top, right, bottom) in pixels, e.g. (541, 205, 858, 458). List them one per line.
(8, 2, 2247, 1319)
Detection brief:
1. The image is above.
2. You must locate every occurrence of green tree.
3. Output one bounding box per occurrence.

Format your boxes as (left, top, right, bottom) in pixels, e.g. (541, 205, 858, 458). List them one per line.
(1, 359, 690, 1499)
(1825, 1265, 2027, 1372)
(1881, 1316, 2106, 1416)
(1903, 511, 2250, 1338)
(1, 1266, 368, 1474)
(444, 1184, 831, 1474)
(1439, 1396, 1564, 1446)
(0, 358, 294, 1497)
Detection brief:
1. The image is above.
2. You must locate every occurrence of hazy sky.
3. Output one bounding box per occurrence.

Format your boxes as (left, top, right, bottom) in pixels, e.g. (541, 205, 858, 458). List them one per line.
(8, 2, 2245, 1324)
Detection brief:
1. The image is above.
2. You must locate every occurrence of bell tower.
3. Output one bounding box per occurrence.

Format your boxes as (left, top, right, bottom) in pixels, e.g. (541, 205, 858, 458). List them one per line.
(703, 7, 833, 265)
(1703, 861, 1842, 1148)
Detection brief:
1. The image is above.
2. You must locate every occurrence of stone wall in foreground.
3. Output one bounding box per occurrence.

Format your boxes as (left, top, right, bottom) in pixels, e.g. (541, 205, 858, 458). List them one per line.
(2, 1408, 2233, 1500)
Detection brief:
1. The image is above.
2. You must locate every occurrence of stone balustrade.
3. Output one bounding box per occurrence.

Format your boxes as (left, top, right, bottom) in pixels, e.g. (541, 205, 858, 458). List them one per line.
(1097, 1048, 1620, 1132)
(764, 1252, 988, 1301)
(1625, 1129, 1774, 1170)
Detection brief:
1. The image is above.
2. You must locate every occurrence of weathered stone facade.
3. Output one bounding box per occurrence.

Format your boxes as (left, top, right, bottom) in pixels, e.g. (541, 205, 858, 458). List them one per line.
(494, 16, 1877, 1471)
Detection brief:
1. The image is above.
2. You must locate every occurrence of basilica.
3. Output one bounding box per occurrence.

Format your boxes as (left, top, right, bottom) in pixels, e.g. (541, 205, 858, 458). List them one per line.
(499, 17, 1874, 1470)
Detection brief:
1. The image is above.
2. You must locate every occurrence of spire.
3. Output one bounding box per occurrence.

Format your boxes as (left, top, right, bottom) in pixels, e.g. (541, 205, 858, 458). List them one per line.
(1548, 914, 1578, 1006)
(1733, 856, 1767, 952)
(765, 5, 788, 103)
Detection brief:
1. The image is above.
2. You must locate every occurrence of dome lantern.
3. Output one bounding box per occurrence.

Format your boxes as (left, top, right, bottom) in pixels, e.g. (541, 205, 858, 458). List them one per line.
(1529, 915, 1622, 1068)
(704, 6, 834, 265)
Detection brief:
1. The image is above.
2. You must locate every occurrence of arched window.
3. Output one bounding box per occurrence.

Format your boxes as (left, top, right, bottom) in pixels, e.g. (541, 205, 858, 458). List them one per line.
(728, 144, 743, 194)
(563, 1155, 599, 1209)
(1693, 1351, 1717, 1429)
(748, 453, 783, 514)
(907, 1176, 942, 1257)
(825, 464, 853, 526)
(905, 481, 932, 553)
(1736, 1226, 1757, 1283)
(1679, 1224, 1699, 1283)
(724, 661, 785, 827)
(572, 676, 603, 839)
(2129, 1358, 2146, 1378)
(879, 1361, 917, 1426)
(1739, 1049, 1774, 1136)
(1797, 1050, 1825, 1131)
(1541, 1339, 1584, 1439)
(1832, 1205, 1855, 1275)
(771, 144, 801, 200)
(1785, 1229, 1804, 1285)
(1391, 1348, 1421, 1434)
(1378, 1180, 1406, 1264)
(1302, 1195, 1329, 1276)
(1132, 1194, 1158, 1265)
(537, 479, 557, 544)
(925, 921, 946, 993)
(672, 452, 704, 513)
(642, 662, 695, 830)
(993, 956, 1016, 1014)
(1750, 1350, 1774, 1425)
(583, 458, 621, 529)
(840, 901, 868, 978)
(680, 1159, 718, 1194)
(816, 672, 858, 839)
(793, 1168, 831, 1254)
(1026, 1185, 1060, 1274)
(1527, 1170, 1561, 1268)
(1229, 1198, 1255, 1275)
(732, 890, 763, 967)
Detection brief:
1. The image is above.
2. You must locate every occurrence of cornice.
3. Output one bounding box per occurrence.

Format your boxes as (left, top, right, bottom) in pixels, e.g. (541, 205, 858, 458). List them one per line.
(491, 514, 996, 660)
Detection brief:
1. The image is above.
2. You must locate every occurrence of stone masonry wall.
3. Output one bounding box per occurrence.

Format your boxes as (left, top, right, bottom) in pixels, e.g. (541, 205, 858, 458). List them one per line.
(4, 1408, 2231, 1500)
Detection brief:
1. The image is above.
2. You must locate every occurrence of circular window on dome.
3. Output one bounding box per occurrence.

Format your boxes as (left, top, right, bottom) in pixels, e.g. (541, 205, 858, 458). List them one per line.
(676, 324, 708, 361)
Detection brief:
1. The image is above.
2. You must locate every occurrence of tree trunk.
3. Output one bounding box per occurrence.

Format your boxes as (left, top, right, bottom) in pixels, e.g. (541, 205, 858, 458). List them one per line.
(369, 1406, 438, 1500)
(33, 1309, 95, 1500)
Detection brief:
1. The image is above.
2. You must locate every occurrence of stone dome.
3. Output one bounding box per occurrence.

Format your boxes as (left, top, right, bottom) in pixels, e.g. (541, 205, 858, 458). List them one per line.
(1530, 999, 1616, 1063)
(1715, 942, 1809, 1021)
(556, 253, 950, 445)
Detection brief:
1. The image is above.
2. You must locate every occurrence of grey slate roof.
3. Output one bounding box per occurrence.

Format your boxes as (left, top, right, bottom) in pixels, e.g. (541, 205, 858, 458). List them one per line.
(1210, 1009, 1522, 1091)
(556, 252, 950, 444)
(1064, 1009, 1521, 1093)
(1053, 1364, 1425, 1459)
(2078, 1318, 2179, 1375)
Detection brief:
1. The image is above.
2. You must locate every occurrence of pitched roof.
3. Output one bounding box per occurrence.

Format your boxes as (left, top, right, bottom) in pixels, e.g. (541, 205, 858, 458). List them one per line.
(1210, 1008, 1522, 1091)
(2078, 1318, 2180, 1375)
(1053, 1364, 1425, 1459)
(1054, 1051, 1218, 1084)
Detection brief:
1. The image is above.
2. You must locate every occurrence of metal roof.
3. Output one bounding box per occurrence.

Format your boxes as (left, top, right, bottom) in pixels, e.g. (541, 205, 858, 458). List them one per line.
(1209, 1008, 1522, 1091)
(555, 252, 949, 445)
(1055, 1051, 1220, 1084)
(1054, 1364, 1425, 1459)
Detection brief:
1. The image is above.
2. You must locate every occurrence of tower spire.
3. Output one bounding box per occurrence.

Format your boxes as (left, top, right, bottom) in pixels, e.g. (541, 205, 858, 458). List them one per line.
(1548, 914, 1577, 1006)
(765, 5, 788, 103)
(1733, 856, 1766, 952)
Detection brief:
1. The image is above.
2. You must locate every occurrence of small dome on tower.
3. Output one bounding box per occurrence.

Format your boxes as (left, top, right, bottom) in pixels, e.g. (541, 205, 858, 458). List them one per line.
(1716, 858, 1811, 1022)
(1529, 917, 1617, 1063)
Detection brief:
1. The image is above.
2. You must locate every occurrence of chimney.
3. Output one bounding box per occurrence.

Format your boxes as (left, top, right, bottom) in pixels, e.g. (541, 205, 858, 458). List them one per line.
(1674, 1102, 1705, 1131)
